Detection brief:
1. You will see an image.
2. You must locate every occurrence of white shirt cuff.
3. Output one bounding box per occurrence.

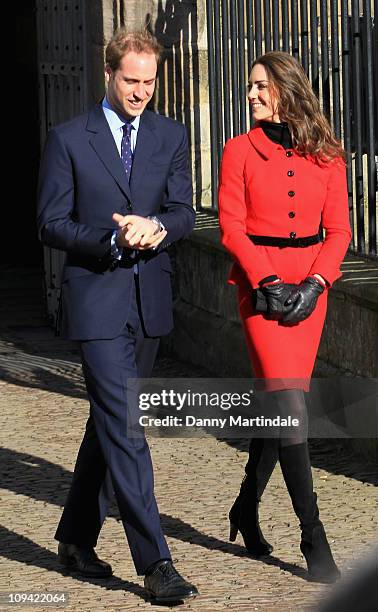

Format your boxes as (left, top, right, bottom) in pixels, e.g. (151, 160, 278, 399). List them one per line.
(111, 230, 123, 260)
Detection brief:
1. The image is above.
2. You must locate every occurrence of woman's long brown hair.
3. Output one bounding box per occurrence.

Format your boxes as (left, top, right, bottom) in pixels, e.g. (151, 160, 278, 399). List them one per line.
(252, 51, 346, 162)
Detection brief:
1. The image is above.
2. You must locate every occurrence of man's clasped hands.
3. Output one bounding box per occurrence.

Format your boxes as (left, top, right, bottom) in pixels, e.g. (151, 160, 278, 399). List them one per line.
(112, 213, 167, 250)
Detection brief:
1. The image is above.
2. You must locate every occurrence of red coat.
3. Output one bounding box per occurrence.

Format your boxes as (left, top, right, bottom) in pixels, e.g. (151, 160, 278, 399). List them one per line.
(218, 126, 351, 380)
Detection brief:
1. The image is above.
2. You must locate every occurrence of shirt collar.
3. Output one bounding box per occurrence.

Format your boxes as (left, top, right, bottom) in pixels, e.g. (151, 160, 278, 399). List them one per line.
(248, 125, 293, 160)
(102, 96, 140, 134)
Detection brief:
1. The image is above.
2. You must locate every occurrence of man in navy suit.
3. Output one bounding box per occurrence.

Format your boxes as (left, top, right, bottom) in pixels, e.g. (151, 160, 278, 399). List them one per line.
(37, 28, 198, 603)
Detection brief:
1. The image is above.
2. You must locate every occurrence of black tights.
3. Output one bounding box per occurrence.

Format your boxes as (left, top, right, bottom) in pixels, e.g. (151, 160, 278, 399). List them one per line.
(274, 388, 309, 448)
(245, 388, 310, 498)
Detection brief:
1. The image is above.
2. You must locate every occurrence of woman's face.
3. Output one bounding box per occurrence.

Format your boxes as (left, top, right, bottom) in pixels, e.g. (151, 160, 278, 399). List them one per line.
(248, 63, 281, 123)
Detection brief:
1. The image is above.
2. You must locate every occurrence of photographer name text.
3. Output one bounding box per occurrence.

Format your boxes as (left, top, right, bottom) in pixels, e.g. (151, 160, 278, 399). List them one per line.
(139, 415, 299, 428)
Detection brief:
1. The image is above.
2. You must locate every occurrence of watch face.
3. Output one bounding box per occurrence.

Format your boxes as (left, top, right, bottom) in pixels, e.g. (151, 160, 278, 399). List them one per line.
(149, 216, 162, 233)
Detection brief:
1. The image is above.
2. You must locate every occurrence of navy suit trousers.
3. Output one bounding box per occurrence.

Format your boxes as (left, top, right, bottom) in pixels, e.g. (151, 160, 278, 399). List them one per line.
(55, 276, 171, 574)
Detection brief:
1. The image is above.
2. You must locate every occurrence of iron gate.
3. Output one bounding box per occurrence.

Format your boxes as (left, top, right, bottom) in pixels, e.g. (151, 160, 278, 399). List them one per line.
(36, 0, 89, 321)
(205, 0, 378, 257)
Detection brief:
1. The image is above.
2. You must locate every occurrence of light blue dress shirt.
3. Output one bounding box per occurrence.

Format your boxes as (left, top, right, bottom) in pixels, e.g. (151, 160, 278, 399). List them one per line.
(102, 96, 140, 155)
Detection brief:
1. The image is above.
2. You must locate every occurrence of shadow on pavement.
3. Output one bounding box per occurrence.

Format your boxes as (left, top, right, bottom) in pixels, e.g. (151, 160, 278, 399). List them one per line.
(0, 525, 148, 600)
(1, 447, 310, 582)
(159, 513, 310, 581)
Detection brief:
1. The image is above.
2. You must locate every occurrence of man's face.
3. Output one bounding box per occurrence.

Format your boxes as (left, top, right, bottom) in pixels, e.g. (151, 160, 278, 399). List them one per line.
(105, 51, 157, 119)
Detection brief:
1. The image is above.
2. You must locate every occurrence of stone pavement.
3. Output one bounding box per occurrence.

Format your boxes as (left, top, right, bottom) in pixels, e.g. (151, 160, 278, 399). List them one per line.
(0, 266, 377, 612)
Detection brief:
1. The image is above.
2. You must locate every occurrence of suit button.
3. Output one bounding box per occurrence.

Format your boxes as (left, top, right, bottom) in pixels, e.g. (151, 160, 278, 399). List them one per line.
(287, 170, 294, 176)
(126, 204, 132, 210)
(288, 211, 295, 218)
(286, 150, 293, 157)
(289, 231, 296, 239)
(288, 190, 295, 197)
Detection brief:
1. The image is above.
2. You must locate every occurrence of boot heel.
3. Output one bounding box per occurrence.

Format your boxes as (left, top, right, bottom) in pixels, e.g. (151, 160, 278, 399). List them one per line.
(229, 522, 238, 542)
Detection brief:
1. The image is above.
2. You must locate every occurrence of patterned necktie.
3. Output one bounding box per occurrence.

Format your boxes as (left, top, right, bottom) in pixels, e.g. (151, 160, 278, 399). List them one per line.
(121, 122, 133, 181)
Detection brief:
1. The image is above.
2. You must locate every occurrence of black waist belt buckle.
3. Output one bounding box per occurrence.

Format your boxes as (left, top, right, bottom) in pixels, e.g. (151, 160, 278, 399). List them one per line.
(248, 234, 321, 248)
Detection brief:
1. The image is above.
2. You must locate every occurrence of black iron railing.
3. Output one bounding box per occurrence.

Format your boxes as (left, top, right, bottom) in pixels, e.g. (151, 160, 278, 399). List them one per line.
(205, 0, 378, 257)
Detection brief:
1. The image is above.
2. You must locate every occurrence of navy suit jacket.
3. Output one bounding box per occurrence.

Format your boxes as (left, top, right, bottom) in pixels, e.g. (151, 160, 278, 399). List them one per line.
(37, 105, 195, 339)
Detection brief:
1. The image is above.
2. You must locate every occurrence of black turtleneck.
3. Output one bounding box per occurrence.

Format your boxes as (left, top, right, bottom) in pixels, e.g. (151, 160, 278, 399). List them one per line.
(260, 121, 293, 150)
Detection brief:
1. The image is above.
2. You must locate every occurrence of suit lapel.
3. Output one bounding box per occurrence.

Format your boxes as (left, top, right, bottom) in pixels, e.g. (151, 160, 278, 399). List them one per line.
(86, 105, 132, 203)
(130, 111, 158, 198)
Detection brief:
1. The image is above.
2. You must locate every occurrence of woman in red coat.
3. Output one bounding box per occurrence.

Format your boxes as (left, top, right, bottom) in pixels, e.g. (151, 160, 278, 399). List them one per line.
(218, 51, 351, 583)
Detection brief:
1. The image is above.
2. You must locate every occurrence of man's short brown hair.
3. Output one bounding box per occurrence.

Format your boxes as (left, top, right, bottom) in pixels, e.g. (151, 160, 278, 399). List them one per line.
(105, 28, 163, 72)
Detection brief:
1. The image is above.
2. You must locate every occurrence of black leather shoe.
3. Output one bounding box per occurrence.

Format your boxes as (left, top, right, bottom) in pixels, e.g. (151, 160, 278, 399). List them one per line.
(144, 560, 199, 603)
(58, 543, 112, 578)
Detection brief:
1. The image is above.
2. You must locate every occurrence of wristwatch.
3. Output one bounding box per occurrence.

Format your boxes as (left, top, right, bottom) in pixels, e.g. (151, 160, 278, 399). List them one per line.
(147, 215, 165, 235)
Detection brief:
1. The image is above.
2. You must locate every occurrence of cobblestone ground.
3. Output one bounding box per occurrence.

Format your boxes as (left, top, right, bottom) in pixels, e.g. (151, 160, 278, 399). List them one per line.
(1, 267, 377, 612)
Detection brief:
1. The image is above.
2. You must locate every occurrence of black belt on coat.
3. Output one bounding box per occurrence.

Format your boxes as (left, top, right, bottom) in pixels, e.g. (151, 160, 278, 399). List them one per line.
(248, 234, 321, 248)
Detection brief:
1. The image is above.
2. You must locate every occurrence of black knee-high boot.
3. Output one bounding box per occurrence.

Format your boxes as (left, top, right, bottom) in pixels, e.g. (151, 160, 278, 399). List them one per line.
(229, 438, 278, 556)
(279, 442, 340, 583)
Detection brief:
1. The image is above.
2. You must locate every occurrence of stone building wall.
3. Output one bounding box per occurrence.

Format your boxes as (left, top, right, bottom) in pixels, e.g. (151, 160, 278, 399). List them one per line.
(101, 0, 212, 207)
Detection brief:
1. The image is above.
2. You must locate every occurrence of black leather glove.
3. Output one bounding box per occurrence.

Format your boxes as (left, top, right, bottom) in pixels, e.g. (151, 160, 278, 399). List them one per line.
(261, 282, 296, 319)
(283, 276, 325, 323)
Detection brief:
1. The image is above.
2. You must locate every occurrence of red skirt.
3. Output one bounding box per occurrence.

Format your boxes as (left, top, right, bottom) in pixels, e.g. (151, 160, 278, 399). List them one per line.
(233, 243, 327, 387)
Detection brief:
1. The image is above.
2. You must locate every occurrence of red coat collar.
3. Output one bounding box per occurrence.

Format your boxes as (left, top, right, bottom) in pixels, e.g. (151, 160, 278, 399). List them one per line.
(247, 126, 288, 159)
